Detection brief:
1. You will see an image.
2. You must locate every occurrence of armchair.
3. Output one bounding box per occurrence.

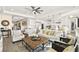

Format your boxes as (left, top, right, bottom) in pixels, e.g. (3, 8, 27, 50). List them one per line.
(12, 30, 24, 42)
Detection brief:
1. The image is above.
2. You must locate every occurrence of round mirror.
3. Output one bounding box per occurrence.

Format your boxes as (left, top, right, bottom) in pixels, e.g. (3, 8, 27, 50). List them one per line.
(1, 20, 9, 26)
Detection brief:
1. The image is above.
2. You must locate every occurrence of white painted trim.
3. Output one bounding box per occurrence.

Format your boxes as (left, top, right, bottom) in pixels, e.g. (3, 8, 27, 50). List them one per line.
(4, 10, 35, 18)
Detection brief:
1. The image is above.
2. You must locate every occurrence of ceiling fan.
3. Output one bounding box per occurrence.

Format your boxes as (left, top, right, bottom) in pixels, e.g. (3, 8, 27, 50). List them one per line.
(25, 6, 43, 15)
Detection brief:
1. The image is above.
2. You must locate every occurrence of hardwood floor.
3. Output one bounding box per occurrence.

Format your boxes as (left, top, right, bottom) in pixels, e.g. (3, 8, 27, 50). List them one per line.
(3, 35, 48, 52)
(3, 35, 29, 52)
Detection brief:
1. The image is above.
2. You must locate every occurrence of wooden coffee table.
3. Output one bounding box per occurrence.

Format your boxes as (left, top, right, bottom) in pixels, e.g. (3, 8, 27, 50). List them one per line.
(22, 36, 48, 52)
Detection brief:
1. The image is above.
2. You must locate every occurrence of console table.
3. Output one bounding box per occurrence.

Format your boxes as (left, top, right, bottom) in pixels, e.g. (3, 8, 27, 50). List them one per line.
(1, 29, 11, 37)
(22, 36, 48, 52)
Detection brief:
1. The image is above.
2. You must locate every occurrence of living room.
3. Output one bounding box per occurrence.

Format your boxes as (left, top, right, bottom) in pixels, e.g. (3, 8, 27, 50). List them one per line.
(0, 6, 79, 52)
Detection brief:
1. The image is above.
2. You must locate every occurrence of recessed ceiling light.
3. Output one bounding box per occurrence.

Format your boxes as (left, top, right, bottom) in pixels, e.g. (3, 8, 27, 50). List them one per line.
(10, 9, 14, 11)
(70, 15, 74, 18)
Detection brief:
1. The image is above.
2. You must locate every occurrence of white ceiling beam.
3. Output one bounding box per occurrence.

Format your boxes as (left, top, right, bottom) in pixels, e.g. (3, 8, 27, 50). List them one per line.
(3, 10, 35, 18)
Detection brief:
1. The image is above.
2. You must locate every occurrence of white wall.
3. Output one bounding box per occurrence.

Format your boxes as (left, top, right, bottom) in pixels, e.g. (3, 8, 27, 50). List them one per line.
(0, 14, 13, 29)
(60, 16, 71, 31)
(27, 18, 36, 28)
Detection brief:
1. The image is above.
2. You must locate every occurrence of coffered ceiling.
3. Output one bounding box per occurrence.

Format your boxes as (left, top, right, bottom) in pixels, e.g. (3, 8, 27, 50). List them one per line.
(0, 6, 79, 20)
